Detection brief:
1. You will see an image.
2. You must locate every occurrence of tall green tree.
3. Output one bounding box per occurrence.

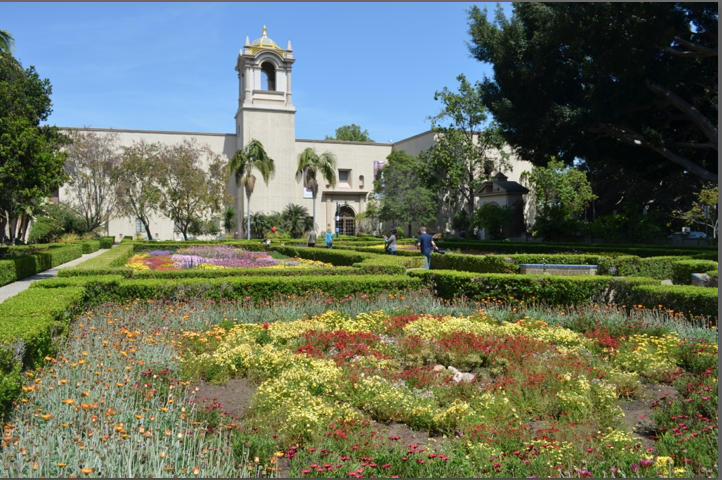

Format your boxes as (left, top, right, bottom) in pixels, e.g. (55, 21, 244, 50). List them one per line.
(374, 150, 437, 236)
(0, 52, 68, 243)
(467, 2, 718, 184)
(295, 147, 337, 232)
(521, 158, 597, 241)
(63, 129, 121, 233)
(159, 139, 230, 241)
(114, 140, 164, 241)
(325, 124, 374, 142)
(419, 74, 509, 219)
(229, 139, 276, 240)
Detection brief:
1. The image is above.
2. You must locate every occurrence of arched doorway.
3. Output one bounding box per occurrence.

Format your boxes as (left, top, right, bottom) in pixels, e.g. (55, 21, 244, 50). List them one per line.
(335, 204, 355, 236)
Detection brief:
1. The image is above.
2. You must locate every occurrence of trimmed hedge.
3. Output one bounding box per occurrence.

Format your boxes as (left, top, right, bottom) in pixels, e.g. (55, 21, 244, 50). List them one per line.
(99, 236, 115, 249)
(0, 287, 85, 368)
(672, 259, 719, 285)
(29, 275, 126, 290)
(130, 267, 358, 279)
(430, 253, 519, 274)
(79, 241, 101, 254)
(625, 284, 718, 323)
(409, 270, 659, 306)
(0, 245, 84, 287)
(58, 244, 135, 277)
(436, 239, 715, 258)
(72, 274, 421, 305)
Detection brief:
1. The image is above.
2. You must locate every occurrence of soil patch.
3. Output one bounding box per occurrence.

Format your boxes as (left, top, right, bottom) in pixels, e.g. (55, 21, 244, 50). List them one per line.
(618, 382, 679, 450)
(190, 377, 258, 419)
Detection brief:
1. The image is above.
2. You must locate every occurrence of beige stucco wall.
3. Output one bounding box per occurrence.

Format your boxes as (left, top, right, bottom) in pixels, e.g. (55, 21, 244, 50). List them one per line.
(57, 128, 236, 241)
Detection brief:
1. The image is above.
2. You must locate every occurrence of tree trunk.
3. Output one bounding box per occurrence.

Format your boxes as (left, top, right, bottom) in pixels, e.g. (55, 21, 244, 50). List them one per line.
(246, 191, 252, 240)
(8, 217, 17, 244)
(19, 215, 30, 244)
(142, 218, 153, 241)
(312, 193, 317, 232)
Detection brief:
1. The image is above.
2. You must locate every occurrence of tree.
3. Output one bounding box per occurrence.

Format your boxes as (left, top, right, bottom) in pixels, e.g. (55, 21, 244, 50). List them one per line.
(671, 184, 718, 238)
(295, 147, 337, 232)
(325, 124, 374, 142)
(471, 203, 516, 240)
(222, 205, 236, 238)
(114, 140, 163, 241)
(158, 139, 230, 241)
(63, 129, 121, 233)
(280, 203, 312, 238)
(521, 158, 597, 241)
(0, 30, 14, 53)
(467, 2, 718, 184)
(229, 139, 275, 240)
(0, 52, 68, 243)
(419, 74, 509, 219)
(374, 150, 437, 237)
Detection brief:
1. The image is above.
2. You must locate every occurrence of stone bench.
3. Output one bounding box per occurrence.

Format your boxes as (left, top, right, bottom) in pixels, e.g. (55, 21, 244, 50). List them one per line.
(520, 264, 598, 276)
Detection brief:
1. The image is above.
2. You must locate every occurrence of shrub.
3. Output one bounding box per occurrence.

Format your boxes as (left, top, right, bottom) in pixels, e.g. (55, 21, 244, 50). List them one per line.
(0, 246, 83, 287)
(77, 275, 421, 305)
(672, 259, 719, 285)
(624, 284, 718, 324)
(79, 241, 101, 254)
(431, 253, 518, 273)
(409, 270, 659, 306)
(99, 236, 115, 248)
(0, 287, 85, 369)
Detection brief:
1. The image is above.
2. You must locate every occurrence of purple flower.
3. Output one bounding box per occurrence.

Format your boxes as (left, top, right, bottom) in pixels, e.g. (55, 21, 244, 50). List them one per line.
(630, 463, 639, 473)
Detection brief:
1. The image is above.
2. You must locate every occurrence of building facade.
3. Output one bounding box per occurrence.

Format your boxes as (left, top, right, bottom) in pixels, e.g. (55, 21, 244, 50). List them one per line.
(58, 27, 533, 240)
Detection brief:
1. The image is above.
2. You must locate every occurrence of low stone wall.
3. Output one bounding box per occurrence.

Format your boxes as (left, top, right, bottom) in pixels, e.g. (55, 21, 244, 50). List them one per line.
(520, 264, 598, 276)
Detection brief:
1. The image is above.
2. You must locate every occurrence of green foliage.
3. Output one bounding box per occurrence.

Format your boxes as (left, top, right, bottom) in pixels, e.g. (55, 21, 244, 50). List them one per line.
(159, 139, 230, 241)
(471, 203, 515, 240)
(625, 284, 718, 323)
(0, 245, 83, 287)
(0, 287, 85, 368)
(0, 345, 22, 419)
(114, 140, 164, 240)
(57, 243, 134, 277)
(522, 158, 596, 241)
(419, 74, 509, 216)
(230, 138, 275, 240)
(467, 2, 718, 184)
(590, 203, 665, 244)
(324, 124, 373, 142)
(280, 204, 312, 238)
(99, 236, 114, 248)
(374, 150, 437, 229)
(188, 217, 221, 238)
(409, 270, 658, 306)
(672, 259, 719, 285)
(0, 52, 69, 244)
(295, 147, 337, 232)
(431, 253, 518, 274)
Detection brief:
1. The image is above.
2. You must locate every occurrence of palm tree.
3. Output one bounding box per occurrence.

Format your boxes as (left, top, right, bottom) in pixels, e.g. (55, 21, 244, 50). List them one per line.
(229, 139, 275, 240)
(0, 30, 15, 53)
(281, 203, 312, 238)
(295, 147, 337, 233)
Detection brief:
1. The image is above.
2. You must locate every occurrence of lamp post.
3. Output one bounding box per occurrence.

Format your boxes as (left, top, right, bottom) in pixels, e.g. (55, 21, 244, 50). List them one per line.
(335, 202, 340, 239)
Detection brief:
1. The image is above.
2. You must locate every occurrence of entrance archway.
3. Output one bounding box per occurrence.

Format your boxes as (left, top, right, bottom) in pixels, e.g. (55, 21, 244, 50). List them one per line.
(336, 204, 356, 236)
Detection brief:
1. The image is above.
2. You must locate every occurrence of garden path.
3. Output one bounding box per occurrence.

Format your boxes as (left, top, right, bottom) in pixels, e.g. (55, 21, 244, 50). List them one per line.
(0, 245, 113, 304)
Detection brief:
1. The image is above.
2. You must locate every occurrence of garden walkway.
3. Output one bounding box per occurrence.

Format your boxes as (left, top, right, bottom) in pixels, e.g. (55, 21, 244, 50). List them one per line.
(0, 246, 112, 304)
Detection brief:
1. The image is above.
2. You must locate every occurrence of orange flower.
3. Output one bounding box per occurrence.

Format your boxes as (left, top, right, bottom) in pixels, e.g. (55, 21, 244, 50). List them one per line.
(62, 399, 75, 405)
(192, 466, 200, 475)
(41, 413, 52, 421)
(81, 467, 94, 475)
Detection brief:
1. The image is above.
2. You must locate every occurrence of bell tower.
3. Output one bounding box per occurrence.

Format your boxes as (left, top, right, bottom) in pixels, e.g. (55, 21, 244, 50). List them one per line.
(233, 26, 297, 231)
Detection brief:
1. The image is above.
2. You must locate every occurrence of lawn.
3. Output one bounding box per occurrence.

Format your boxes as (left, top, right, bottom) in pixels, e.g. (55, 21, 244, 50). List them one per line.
(0, 292, 717, 478)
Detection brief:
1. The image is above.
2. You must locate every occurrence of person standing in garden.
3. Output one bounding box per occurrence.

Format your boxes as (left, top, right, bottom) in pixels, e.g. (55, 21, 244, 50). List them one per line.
(325, 228, 334, 249)
(416, 227, 436, 269)
(383, 228, 398, 255)
(307, 229, 317, 247)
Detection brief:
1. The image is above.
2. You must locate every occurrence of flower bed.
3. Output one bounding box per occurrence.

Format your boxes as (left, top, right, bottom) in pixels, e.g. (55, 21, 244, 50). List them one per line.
(125, 245, 332, 271)
(2, 292, 717, 478)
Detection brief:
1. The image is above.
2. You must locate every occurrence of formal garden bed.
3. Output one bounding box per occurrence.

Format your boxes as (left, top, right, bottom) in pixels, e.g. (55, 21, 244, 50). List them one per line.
(0, 239, 717, 477)
(0, 292, 717, 478)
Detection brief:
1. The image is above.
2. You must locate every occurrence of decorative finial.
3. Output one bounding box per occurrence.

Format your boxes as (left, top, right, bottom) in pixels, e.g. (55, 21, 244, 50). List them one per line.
(262, 25, 267, 37)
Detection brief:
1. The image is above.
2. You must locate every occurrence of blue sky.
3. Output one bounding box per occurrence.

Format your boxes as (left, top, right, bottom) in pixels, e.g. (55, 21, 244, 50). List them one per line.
(4, 2, 512, 142)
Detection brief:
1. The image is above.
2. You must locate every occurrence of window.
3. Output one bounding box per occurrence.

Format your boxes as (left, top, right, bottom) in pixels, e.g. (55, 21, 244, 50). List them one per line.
(338, 169, 351, 187)
(261, 62, 276, 91)
(174, 221, 182, 233)
(135, 218, 143, 233)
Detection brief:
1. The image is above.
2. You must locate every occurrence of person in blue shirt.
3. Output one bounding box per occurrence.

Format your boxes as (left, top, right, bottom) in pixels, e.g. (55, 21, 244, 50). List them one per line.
(324, 228, 334, 249)
(416, 227, 436, 269)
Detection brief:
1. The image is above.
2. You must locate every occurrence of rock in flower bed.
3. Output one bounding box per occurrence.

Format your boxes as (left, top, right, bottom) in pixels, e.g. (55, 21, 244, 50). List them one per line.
(2, 293, 717, 478)
(126, 245, 331, 271)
